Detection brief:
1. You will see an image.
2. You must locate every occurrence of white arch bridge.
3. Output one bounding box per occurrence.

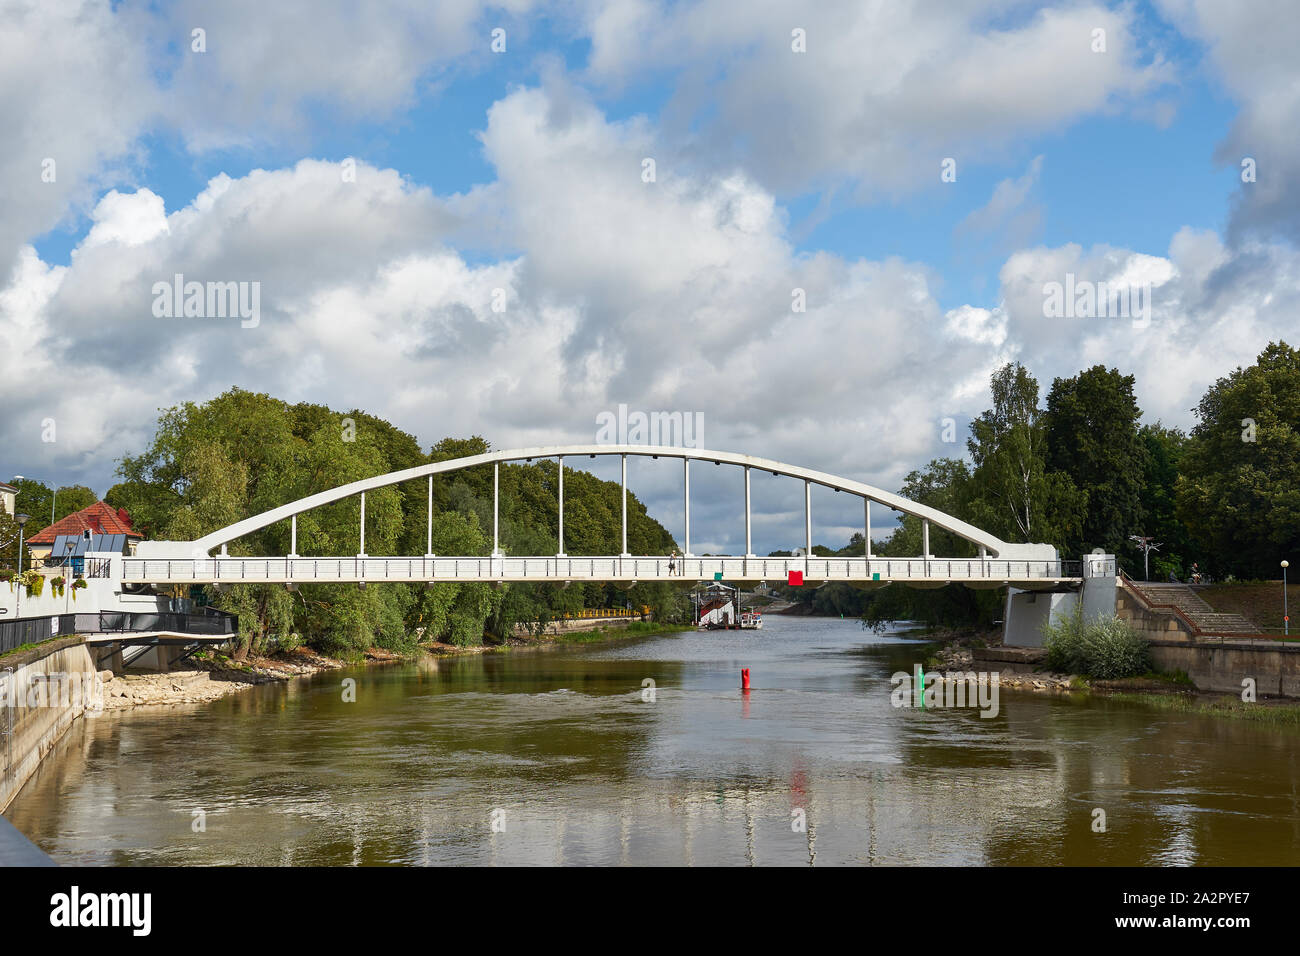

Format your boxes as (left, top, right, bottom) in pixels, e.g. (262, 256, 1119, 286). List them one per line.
(124, 445, 1077, 588)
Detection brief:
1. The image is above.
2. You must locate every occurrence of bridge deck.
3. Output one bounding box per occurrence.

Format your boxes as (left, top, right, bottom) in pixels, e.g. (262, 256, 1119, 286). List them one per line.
(122, 555, 1082, 587)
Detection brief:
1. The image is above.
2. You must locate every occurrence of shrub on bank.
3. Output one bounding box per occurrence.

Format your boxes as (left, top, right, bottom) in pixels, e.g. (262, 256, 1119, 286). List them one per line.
(1043, 608, 1150, 679)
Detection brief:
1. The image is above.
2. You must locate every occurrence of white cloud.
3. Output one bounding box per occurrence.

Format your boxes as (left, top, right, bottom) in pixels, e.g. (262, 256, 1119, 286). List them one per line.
(581, 0, 1170, 196)
(1155, 0, 1300, 241)
(155, 0, 541, 150)
(995, 228, 1296, 427)
(0, 0, 157, 272)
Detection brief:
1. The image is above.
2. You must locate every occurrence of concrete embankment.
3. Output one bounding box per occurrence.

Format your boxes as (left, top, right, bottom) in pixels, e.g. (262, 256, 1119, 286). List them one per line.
(1146, 639, 1300, 698)
(966, 639, 1300, 699)
(1, 637, 100, 812)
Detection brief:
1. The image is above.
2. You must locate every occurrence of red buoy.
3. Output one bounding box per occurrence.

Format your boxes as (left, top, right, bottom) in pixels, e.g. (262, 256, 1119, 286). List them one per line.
(741, 668, 750, 690)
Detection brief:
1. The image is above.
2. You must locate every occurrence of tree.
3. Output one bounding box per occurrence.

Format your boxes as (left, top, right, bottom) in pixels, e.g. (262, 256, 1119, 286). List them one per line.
(1176, 341, 1300, 578)
(965, 363, 1086, 552)
(110, 388, 683, 653)
(864, 458, 999, 629)
(1137, 423, 1191, 580)
(6, 478, 53, 539)
(1044, 365, 1147, 561)
(54, 485, 99, 519)
(0, 510, 22, 572)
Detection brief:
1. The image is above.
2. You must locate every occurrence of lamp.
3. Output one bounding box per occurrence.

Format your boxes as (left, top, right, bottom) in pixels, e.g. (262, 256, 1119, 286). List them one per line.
(1283, 560, 1290, 636)
(15, 512, 30, 574)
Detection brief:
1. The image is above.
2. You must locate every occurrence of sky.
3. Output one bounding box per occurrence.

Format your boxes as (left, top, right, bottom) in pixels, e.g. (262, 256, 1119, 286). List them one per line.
(3, 0, 1299, 556)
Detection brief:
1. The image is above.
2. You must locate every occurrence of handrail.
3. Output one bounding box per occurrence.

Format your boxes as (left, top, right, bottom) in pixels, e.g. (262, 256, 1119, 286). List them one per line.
(1118, 575, 1276, 643)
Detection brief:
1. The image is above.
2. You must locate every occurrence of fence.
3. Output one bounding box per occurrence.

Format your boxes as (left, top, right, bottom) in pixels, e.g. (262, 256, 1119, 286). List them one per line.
(123, 555, 1086, 583)
(0, 609, 238, 655)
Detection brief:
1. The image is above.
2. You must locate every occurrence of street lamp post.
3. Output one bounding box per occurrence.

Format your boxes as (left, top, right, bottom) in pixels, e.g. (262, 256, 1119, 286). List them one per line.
(1129, 534, 1162, 581)
(1283, 560, 1290, 636)
(15, 513, 30, 575)
(14, 513, 30, 618)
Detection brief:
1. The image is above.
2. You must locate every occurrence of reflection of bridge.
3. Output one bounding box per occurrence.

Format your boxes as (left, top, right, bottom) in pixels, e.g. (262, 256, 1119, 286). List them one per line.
(128, 445, 1069, 587)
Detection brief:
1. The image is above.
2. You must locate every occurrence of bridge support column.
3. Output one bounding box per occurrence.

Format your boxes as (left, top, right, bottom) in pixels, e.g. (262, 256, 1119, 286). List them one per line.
(358, 493, 366, 557)
(683, 458, 691, 556)
(744, 466, 752, 557)
(922, 519, 930, 559)
(425, 476, 434, 558)
(864, 499, 871, 558)
(493, 462, 501, 557)
(804, 480, 812, 569)
(289, 514, 297, 558)
(620, 454, 629, 557)
(556, 456, 565, 556)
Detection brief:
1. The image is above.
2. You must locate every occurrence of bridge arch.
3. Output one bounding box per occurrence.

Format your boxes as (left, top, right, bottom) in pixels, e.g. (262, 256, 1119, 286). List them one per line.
(155, 444, 1047, 562)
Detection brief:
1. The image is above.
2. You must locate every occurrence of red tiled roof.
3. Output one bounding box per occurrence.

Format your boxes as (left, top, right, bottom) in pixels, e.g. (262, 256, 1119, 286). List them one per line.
(26, 500, 144, 545)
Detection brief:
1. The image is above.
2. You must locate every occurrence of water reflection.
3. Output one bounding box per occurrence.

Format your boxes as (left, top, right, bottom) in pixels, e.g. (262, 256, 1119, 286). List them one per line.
(6, 617, 1300, 865)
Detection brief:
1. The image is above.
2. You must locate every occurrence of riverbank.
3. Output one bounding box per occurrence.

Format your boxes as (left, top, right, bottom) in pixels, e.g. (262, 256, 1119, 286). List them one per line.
(97, 646, 387, 710)
(927, 633, 1300, 721)
(97, 620, 675, 710)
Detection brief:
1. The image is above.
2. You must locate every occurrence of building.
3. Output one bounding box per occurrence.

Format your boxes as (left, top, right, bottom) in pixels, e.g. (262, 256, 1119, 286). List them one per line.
(0, 481, 16, 517)
(24, 501, 144, 564)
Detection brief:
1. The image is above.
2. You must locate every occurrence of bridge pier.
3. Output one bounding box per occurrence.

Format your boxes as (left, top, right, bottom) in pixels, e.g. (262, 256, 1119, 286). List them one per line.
(1003, 553, 1117, 647)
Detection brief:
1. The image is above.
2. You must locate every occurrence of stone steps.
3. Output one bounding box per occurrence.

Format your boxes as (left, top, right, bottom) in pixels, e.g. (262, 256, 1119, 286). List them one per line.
(1127, 581, 1260, 635)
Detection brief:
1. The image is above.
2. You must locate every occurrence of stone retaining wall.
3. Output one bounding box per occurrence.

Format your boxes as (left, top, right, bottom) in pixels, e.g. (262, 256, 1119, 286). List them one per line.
(1147, 640, 1300, 698)
(1, 637, 101, 811)
(1115, 589, 1197, 641)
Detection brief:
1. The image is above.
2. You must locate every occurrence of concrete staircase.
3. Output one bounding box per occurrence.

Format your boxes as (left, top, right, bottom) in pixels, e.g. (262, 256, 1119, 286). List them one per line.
(1125, 581, 1260, 636)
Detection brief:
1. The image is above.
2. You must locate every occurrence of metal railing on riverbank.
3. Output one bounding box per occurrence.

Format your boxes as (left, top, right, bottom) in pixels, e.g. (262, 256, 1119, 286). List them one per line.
(0, 609, 238, 654)
(1119, 573, 1290, 644)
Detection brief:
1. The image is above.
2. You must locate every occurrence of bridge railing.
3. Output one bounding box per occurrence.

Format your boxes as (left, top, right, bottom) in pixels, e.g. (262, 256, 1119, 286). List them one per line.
(121, 555, 1082, 584)
(0, 609, 238, 653)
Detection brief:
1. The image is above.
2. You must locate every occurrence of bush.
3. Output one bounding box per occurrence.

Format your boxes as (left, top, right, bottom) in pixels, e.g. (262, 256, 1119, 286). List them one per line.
(1043, 607, 1150, 679)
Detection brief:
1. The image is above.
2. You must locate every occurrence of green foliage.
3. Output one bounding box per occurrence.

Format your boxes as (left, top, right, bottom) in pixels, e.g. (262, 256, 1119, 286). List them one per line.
(965, 363, 1087, 551)
(1176, 341, 1300, 579)
(55, 485, 99, 518)
(0, 511, 21, 573)
(1136, 423, 1191, 580)
(1042, 607, 1150, 679)
(1044, 366, 1148, 561)
(111, 388, 681, 655)
(16, 568, 44, 598)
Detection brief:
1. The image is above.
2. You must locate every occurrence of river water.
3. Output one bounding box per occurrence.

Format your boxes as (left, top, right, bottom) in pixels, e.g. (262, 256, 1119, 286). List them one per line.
(7, 616, 1300, 865)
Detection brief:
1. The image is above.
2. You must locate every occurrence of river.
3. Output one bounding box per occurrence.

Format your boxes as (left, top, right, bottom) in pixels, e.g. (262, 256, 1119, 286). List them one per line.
(6, 616, 1300, 865)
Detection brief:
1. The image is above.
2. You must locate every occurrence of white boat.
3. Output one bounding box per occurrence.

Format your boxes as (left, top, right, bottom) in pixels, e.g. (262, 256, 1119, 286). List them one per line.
(740, 611, 763, 629)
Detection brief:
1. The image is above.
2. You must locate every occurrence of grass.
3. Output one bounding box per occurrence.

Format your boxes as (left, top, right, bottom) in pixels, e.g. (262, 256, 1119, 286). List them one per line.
(0, 637, 59, 661)
(1107, 691, 1300, 726)
(553, 620, 684, 643)
(1198, 580, 1289, 633)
